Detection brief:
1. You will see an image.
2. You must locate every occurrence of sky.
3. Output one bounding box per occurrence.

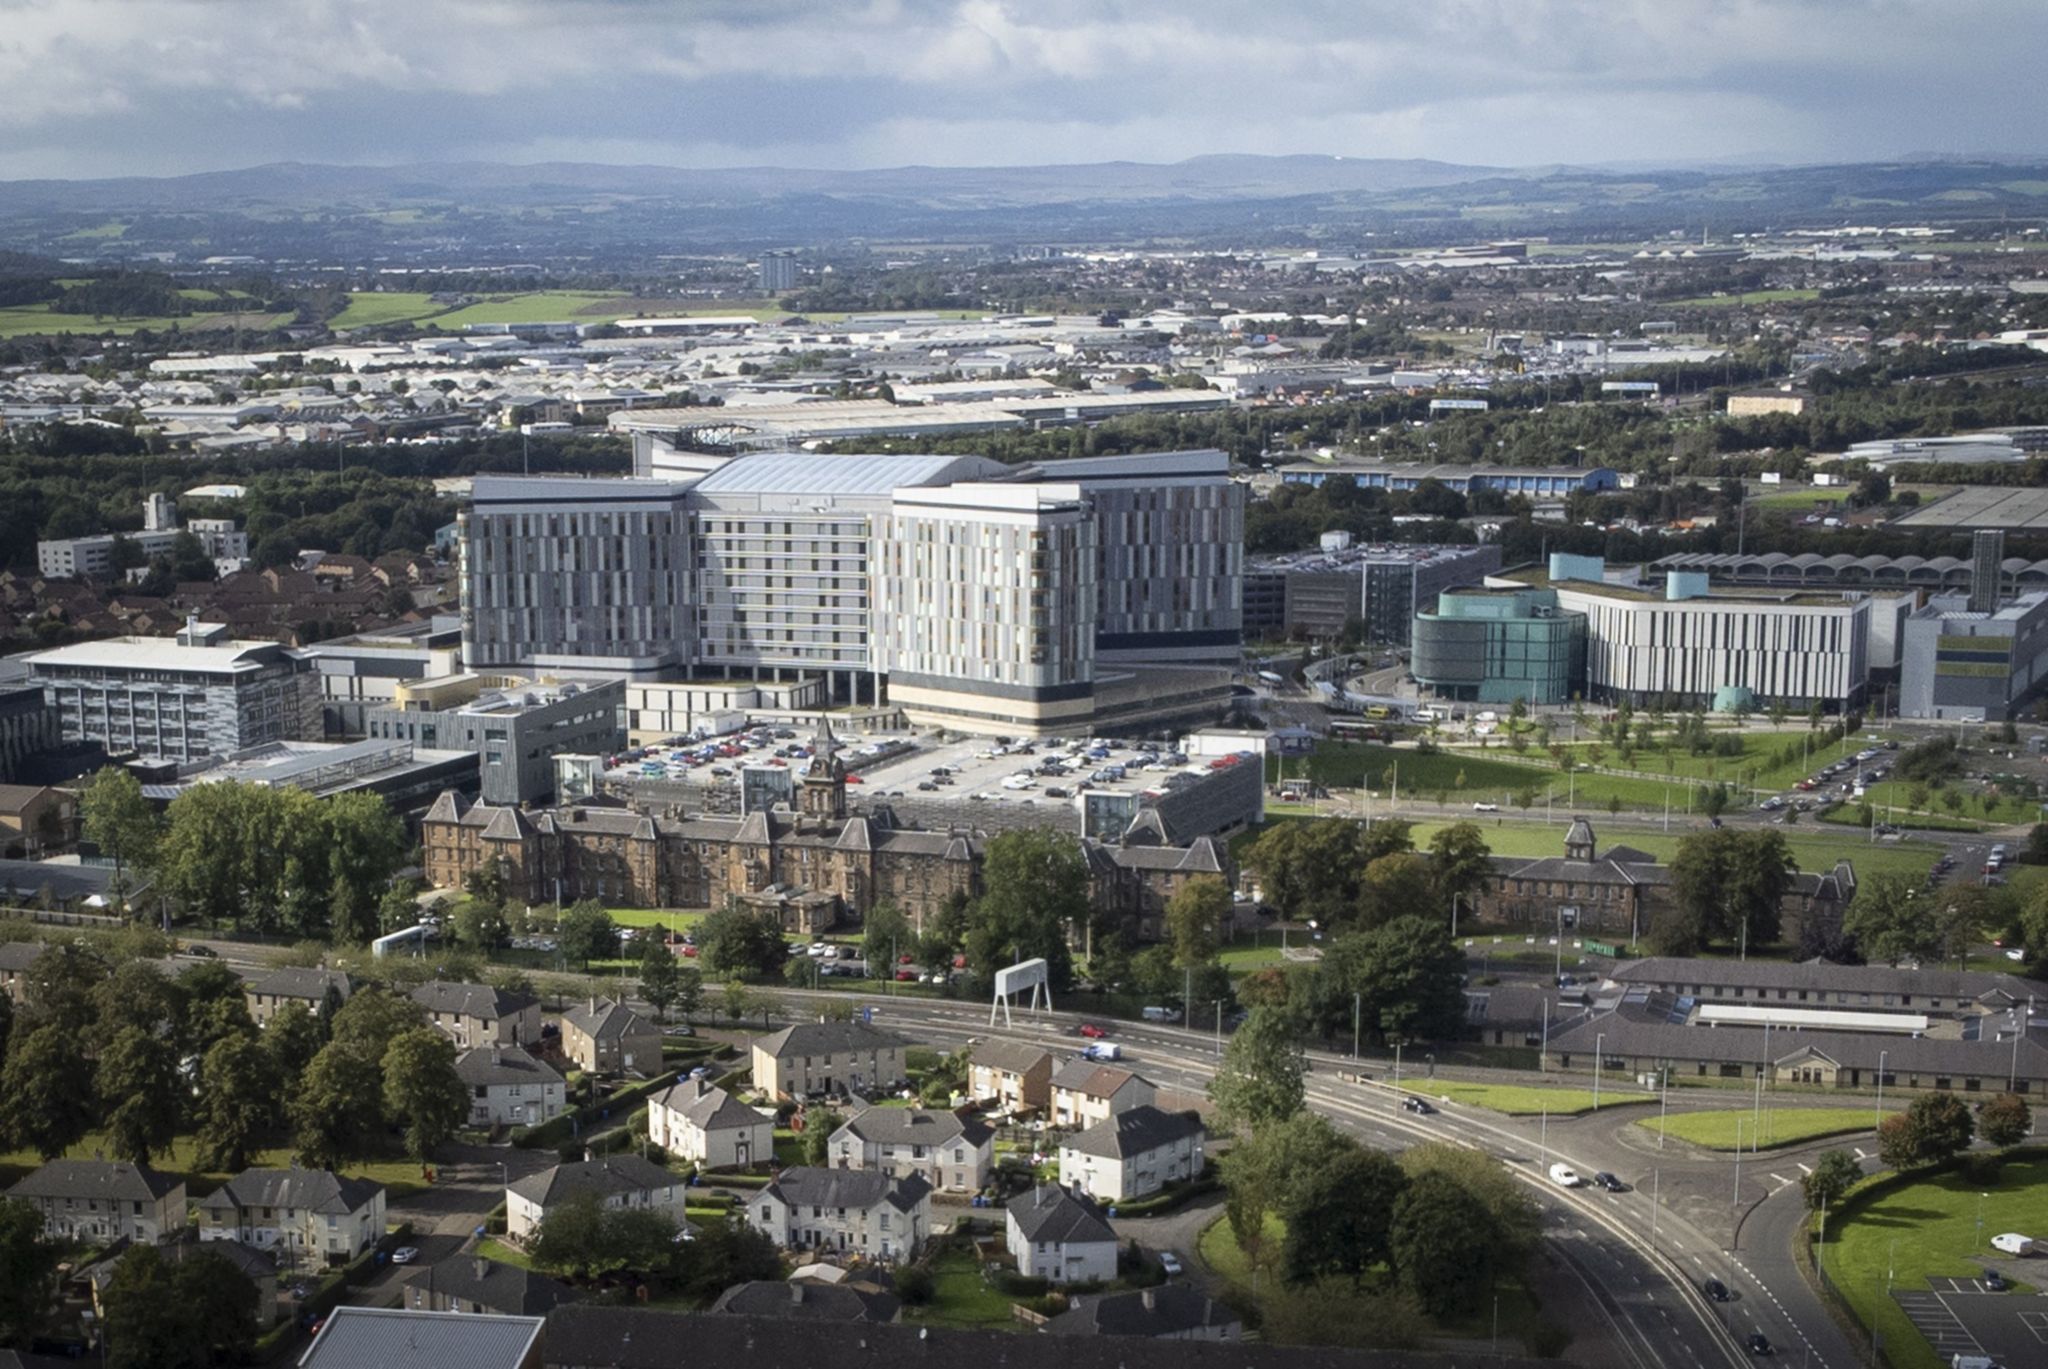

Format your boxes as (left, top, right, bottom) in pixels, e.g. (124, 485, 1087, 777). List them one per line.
(0, 0, 2042, 181)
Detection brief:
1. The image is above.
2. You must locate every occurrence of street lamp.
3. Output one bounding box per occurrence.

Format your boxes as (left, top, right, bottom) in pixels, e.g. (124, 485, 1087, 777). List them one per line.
(1593, 1032, 1606, 1111)
(1352, 992, 1362, 1061)
(1732, 1116, 1748, 1250)
(1876, 1049, 1889, 1131)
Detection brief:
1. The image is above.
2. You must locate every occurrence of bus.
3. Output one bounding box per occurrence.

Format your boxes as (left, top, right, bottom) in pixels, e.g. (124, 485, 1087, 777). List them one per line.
(1328, 718, 1385, 742)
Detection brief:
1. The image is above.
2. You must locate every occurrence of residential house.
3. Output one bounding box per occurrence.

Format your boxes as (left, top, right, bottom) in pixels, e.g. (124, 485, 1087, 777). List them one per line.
(0, 784, 76, 858)
(457, 1046, 568, 1129)
(968, 1040, 1053, 1115)
(0, 940, 39, 1003)
(245, 966, 353, 1028)
(709, 1281, 900, 1323)
(1050, 1060, 1156, 1130)
(1044, 1286, 1242, 1340)
(828, 1107, 993, 1194)
(646, 1076, 772, 1170)
(1006, 1184, 1118, 1284)
(405, 1257, 582, 1318)
(558, 997, 661, 1076)
(506, 1155, 690, 1242)
(299, 1308, 545, 1369)
(751, 1020, 909, 1099)
(196, 1167, 388, 1267)
(1058, 1106, 1206, 1204)
(5, 1160, 186, 1244)
(748, 1166, 932, 1264)
(164, 1232, 281, 1328)
(412, 980, 543, 1049)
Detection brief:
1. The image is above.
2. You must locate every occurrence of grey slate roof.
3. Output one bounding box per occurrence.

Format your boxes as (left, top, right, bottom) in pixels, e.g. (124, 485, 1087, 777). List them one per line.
(1062, 1106, 1204, 1161)
(509, 1155, 680, 1209)
(765, 1165, 931, 1214)
(411, 979, 537, 1020)
(300, 1307, 544, 1369)
(757, 1020, 908, 1060)
(560, 997, 652, 1041)
(404, 1258, 582, 1317)
(1050, 1060, 1146, 1097)
(710, 1280, 900, 1322)
(970, 1040, 1052, 1075)
(1608, 956, 2048, 1006)
(455, 1046, 566, 1089)
(838, 1107, 991, 1149)
(6, 1160, 182, 1204)
(650, 1078, 766, 1133)
(1044, 1285, 1240, 1338)
(1007, 1185, 1116, 1245)
(206, 1167, 383, 1217)
(246, 966, 353, 1002)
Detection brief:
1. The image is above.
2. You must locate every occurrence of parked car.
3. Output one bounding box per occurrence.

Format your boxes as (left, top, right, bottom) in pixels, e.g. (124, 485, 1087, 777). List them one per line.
(1157, 1251, 1183, 1277)
(1983, 1269, 2008, 1291)
(391, 1247, 419, 1265)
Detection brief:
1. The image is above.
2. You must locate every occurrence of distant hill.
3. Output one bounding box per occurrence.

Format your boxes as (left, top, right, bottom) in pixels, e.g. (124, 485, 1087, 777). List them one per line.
(2, 154, 2044, 261)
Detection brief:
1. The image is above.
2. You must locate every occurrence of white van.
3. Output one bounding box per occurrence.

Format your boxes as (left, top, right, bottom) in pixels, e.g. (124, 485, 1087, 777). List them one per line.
(1990, 1232, 2035, 1256)
(1548, 1163, 1582, 1188)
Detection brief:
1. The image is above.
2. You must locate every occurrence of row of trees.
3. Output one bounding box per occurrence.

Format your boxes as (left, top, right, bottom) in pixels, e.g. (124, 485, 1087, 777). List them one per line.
(1243, 818, 1491, 935)
(0, 937, 465, 1169)
(81, 768, 410, 943)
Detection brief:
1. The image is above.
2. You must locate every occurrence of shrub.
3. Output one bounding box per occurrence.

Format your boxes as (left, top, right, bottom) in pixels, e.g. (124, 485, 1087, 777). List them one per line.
(1961, 1151, 2005, 1186)
(895, 1264, 935, 1305)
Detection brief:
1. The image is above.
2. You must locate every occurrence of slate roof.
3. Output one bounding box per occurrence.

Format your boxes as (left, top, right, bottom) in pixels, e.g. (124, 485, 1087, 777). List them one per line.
(6, 1160, 182, 1205)
(246, 966, 353, 1002)
(709, 1280, 900, 1323)
(508, 1155, 680, 1209)
(561, 998, 653, 1041)
(455, 1047, 566, 1089)
(970, 1040, 1053, 1075)
(764, 1166, 931, 1214)
(299, 1307, 544, 1369)
(650, 1078, 766, 1133)
(1050, 1060, 1147, 1098)
(205, 1167, 383, 1217)
(411, 979, 537, 1020)
(757, 1020, 908, 1060)
(1006, 1185, 1116, 1245)
(1044, 1285, 1240, 1338)
(404, 1258, 582, 1317)
(837, 1107, 992, 1149)
(1608, 956, 2048, 1005)
(1061, 1106, 1205, 1161)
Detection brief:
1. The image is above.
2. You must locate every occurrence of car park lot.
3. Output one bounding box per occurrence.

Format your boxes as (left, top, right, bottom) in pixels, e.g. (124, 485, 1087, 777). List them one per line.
(854, 731, 1242, 815)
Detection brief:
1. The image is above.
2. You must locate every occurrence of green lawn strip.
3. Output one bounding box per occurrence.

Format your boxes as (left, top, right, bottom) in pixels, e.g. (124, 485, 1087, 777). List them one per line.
(911, 1247, 1024, 1330)
(1198, 1210, 1284, 1285)
(0, 1135, 428, 1200)
(329, 291, 446, 329)
(1664, 288, 1821, 307)
(475, 1236, 537, 1271)
(1823, 1156, 2048, 1369)
(1816, 806, 1985, 833)
(1638, 1106, 1892, 1150)
(1857, 778, 2038, 826)
(1401, 819, 1941, 884)
(1399, 1081, 1650, 1116)
(605, 907, 709, 932)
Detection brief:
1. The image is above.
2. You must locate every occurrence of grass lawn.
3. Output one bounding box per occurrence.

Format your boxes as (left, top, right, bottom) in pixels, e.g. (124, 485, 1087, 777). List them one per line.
(0, 305, 292, 338)
(0, 1134, 429, 1200)
(1856, 779, 2039, 827)
(1823, 1156, 2048, 1369)
(913, 1247, 1022, 1330)
(474, 1236, 536, 1271)
(1664, 288, 1821, 307)
(1198, 1210, 1285, 1285)
(329, 290, 445, 329)
(605, 907, 709, 932)
(1400, 818, 1943, 885)
(423, 290, 636, 329)
(1638, 1106, 1893, 1150)
(1218, 928, 1288, 973)
(1400, 1081, 1650, 1116)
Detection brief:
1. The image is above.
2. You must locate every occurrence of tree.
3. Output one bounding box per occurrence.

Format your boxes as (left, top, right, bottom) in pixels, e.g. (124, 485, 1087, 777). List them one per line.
(1880, 1092, 1975, 1170)
(322, 791, 407, 944)
(100, 1243, 256, 1369)
(0, 1197, 59, 1346)
(1929, 886, 1992, 967)
(803, 1107, 843, 1166)
(1802, 1149, 1861, 1212)
(20, 940, 111, 1035)
(1426, 822, 1492, 909)
(1209, 1006, 1305, 1130)
(328, 985, 428, 1063)
(1, 1024, 96, 1159)
(639, 943, 683, 1021)
(1283, 1146, 1407, 1287)
(193, 1033, 279, 1173)
(90, 958, 185, 1055)
(291, 1042, 382, 1169)
(1223, 1112, 1351, 1277)
(381, 1028, 466, 1161)
(1356, 853, 1434, 930)
(671, 965, 704, 1022)
(1845, 873, 1937, 966)
(1388, 1171, 1503, 1320)
(79, 766, 159, 910)
(698, 901, 789, 980)
(1399, 1141, 1538, 1264)
(557, 899, 618, 970)
(1978, 1092, 2032, 1148)
(261, 1001, 325, 1089)
(97, 1026, 182, 1165)
(861, 901, 913, 973)
(963, 829, 1090, 991)
(453, 892, 511, 952)
(1313, 915, 1467, 1047)
(1164, 876, 1231, 968)
(1665, 828, 1794, 954)
(530, 1189, 680, 1280)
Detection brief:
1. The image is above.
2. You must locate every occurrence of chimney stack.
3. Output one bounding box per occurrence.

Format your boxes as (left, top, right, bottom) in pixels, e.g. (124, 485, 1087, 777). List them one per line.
(1141, 1288, 1156, 1311)
(474, 1257, 489, 1282)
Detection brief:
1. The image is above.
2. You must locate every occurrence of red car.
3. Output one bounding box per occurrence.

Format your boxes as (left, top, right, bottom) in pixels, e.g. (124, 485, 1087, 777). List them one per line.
(845, 774, 863, 785)
(1078, 1023, 1109, 1039)
(899, 953, 915, 964)
(895, 969, 917, 981)
(681, 945, 699, 957)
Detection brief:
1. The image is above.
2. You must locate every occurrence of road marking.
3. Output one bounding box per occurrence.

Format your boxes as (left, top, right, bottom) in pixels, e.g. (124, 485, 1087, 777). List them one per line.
(1796, 1162, 1813, 1174)
(1854, 1148, 1868, 1160)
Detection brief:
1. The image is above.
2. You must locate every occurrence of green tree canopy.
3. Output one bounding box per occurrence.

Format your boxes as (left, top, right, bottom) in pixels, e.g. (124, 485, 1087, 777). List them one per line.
(79, 765, 160, 908)
(1845, 873, 1937, 967)
(192, 1033, 279, 1173)
(698, 900, 790, 980)
(557, 899, 618, 970)
(963, 828, 1090, 991)
(1209, 1006, 1305, 1131)
(1164, 875, 1231, 969)
(1801, 1149, 1861, 1212)
(1, 1023, 96, 1159)
(381, 1027, 466, 1161)
(1979, 1092, 2032, 1148)
(290, 1041, 382, 1169)
(1388, 1171, 1505, 1320)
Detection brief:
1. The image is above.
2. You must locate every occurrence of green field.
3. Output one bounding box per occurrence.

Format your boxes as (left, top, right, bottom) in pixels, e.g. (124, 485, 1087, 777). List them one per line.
(328, 290, 446, 329)
(0, 305, 292, 338)
(911, 1247, 1023, 1330)
(0, 1132, 426, 1201)
(1855, 778, 2041, 827)
(1638, 1106, 1891, 1150)
(424, 290, 630, 328)
(1198, 1209, 1285, 1285)
(1400, 1082, 1651, 1116)
(1822, 1157, 2048, 1369)
(1664, 288, 1821, 307)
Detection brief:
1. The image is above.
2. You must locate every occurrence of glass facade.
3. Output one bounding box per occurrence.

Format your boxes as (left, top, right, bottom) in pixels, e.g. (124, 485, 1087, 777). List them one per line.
(1411, 588, 1585, 705)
